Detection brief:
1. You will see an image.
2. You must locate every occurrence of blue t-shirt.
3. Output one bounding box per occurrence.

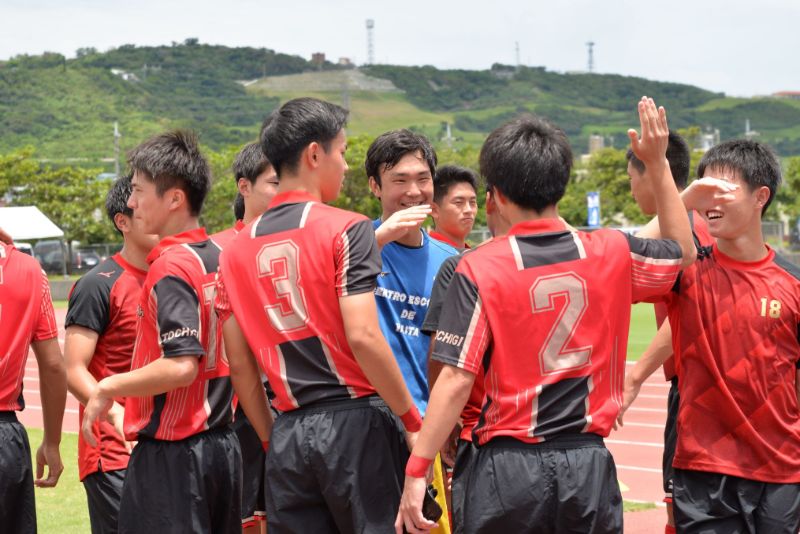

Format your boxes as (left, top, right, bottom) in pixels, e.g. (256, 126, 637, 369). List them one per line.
(372, 219, 458, 414)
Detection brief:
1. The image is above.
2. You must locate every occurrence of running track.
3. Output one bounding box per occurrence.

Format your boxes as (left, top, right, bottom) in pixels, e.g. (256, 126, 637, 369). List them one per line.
(20, 309, 670, 531)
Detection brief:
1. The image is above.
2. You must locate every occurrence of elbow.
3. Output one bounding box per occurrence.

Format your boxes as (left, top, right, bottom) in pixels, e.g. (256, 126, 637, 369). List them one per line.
(172, 358, 199, 388)
(680, 243, 697, 270)
(346, 329, 379, 355)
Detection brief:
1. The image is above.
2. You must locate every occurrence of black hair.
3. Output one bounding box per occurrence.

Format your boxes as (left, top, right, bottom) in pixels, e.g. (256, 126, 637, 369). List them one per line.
(233, 142, 273, 184)
(697, 139, 781, 216)
(127, 130, 211, 216)
(105, 174, 133, 236)
(365, 129, 437, 186)
(479, 114, 572, 212)
(626, 131, 691, 189)
(433, 165, 478, 203)
(260, 97, 348, 177)
(233, 192, 245, 221)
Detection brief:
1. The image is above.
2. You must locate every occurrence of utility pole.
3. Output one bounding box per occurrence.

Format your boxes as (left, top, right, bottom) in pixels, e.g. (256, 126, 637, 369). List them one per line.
(586, 41, 595, 73)
(366, 19, 375, 65)
(515, 41, 521, 69)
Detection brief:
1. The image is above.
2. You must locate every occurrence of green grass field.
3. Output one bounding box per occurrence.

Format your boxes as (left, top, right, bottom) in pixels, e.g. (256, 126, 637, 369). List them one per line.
(26, 428, 90, 532)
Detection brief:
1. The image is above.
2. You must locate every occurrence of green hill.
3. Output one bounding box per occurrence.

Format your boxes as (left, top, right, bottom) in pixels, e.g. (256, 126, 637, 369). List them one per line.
(2, 41, 800, 165)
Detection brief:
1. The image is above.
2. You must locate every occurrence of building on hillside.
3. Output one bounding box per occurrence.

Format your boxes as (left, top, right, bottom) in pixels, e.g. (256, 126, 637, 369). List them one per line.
(773, 91, 800, 100)
(110, 68, 139, 82)
(588, 134, 605, 154)
(699, 128, 721, 151)
(311, 53, 326, 68)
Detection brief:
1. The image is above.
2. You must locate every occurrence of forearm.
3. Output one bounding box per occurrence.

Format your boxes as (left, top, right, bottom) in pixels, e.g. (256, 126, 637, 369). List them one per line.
(411, 365, 474, 460)
(32, 339, 66, 445)
(98, 356, 198, 399)
(427, 337, 444, 388)
(650, 162, 695, 266)
(66, 363, 97, 406)
(630, 321, 674, 386)
(224, 317, 273, 441)
(351, 335, 416, 416)
(64, 327, 100, 405)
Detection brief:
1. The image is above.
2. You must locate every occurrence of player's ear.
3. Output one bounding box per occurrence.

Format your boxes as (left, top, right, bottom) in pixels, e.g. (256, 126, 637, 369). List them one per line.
(306, 142, 322, 170)
(368, 176, 381, 199)
(754, 186, 770, 212)
(114, 213, 130, 234)
(485, 190, 496, 215)
(430, 200, 440, 219)
(169, 187, 186, 212)
(237, 177, 250, 197)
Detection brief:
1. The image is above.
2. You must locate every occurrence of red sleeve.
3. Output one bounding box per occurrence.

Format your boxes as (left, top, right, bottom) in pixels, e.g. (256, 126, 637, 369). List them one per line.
(334, 218, 381, 297)
(214, 265, 233, 325)
(623, 233, 683, 303)
(33, 270, 58, 341)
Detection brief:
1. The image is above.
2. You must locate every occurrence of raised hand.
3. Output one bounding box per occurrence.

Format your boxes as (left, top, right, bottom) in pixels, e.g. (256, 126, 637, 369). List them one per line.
(681, 177, 739, 213)
(627, 96, 669, 167)
(375, 205, 431, 247)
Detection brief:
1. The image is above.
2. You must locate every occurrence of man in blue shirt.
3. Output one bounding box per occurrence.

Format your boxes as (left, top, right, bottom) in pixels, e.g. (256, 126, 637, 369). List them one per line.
(366, 129, 458, 415)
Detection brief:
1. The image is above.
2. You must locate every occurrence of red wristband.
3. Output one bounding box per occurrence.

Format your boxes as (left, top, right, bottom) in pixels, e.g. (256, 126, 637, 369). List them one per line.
(261, 441, 269, 452)
(405, 454, 433, 479)
(399, 405, 422, 432)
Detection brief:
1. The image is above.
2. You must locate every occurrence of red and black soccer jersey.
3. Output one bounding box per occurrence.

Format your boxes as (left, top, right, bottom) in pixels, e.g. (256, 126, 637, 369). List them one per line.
(210, 220, 245, 251)
(432, 218, 683, 445)
(0, 243, 58, 411)
(123, 228, 233, 441)
(422, 253, 484, 442)
(665, 244, 800, 483)
(65, 254, 146, 480)
(429, 230, 470, 250)
(657, 211, 713, 380)
(216, 191, 382, 412)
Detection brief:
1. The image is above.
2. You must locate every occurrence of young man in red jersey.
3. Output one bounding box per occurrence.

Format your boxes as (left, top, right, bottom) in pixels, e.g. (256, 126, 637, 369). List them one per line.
(618, 132, 713, 534)
(0, 228, 66, 533)
(429, 165, 478, 250)
(65, 175, 158, 534)
(627, 139, 800, 532)
(210, 141, 278, 534)
(83, 131, 241, 533)
(396, 98, 696, 534)
(217, 97, 422, 534)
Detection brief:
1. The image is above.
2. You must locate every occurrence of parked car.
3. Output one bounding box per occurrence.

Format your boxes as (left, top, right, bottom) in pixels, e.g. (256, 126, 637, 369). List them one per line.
(34, 240, 101, 273)
(13, 242, 33, 256)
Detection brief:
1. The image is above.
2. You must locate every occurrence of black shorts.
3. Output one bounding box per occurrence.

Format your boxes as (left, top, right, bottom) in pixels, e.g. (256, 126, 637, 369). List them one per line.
(451, 438, 477, 534)
(662, 377, 679, 500)
(233, 406, 267, 527)
(118, 427, 242, 534)
(265, 395, 408, 534)
(83, 468, 126, 534)
(0, 412, 36, 534)
(463, 434, 622, 534)
(673, 468, 800, 533)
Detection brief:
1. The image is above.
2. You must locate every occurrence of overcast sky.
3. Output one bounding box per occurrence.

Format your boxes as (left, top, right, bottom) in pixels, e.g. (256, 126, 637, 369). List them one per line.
(1, 0, 797, 97)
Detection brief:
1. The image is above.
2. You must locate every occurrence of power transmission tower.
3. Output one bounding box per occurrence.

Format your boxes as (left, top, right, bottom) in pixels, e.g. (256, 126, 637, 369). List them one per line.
(515, 41, 520, 69)
(113, 122, 121, 177)
(366, 19, 375, 65)
(586, 41, 595, 73)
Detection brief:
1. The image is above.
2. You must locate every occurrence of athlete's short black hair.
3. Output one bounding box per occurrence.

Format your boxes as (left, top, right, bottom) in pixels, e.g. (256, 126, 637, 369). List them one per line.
(233, 192, 245, 221)
(127, 130, 211, 216)
(697, 139, 781, 216)
(365, 129, 437, 186)
(433, 165, 478, 204)
(626, 131, 691, 189)
(260, 97, 348, 177)
(105, 174, 133, 235)
(233, 142, 273, 185)
(480, 115, 572, 212)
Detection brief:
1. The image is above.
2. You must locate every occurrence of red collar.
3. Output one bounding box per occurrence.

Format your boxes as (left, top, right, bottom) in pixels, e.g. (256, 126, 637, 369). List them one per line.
(508, 218, 568, 237)
(234, 219, 245, 232)
(268, 191, 318, 209)
(146, 228, 209, 265)
(429, 230, 469, 249)
(113, 253, 147, 279)
(712, 243, 774, 271)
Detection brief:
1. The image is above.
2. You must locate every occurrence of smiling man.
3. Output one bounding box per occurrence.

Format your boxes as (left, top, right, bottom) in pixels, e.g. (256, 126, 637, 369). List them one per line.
(429, 165, 478, 250)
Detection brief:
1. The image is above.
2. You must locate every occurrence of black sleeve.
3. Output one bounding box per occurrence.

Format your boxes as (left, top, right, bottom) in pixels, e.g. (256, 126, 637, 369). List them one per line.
(421, 254, 462, 334)
(154, 275, 205, 358)
(64, 274, 112, 334)
(336, 219, 382, 296)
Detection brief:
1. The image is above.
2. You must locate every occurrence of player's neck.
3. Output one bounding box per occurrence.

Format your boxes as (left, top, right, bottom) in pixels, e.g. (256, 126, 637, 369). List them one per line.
(715, 225, 769, 263)
(503, 204, 560, 227)
(157, 215, 200, 241)
(276, 175, 322, 201)
(118, 243, 150, 271)
(432, 226, 465, 249)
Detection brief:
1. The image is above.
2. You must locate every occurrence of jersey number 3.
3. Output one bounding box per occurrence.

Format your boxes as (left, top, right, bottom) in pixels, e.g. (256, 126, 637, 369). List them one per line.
(257, 240, 309, 333)
(530, 272, 592, 374)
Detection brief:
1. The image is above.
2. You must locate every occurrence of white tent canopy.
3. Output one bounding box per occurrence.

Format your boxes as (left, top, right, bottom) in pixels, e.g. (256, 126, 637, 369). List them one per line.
(0, 206, 64, 240)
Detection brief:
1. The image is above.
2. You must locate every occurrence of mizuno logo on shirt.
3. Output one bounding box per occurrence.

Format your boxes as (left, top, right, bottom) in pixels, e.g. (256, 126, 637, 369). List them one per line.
(98, 271, 116, 278)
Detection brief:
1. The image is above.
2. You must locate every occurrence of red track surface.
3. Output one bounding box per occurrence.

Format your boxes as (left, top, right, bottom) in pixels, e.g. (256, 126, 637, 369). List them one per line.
(20, 309, 670, 532)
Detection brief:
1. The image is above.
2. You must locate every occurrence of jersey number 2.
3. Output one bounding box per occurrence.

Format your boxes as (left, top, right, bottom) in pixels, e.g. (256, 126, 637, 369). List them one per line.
(530, 273, 592, 374)
(257, 241, 309, 333)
